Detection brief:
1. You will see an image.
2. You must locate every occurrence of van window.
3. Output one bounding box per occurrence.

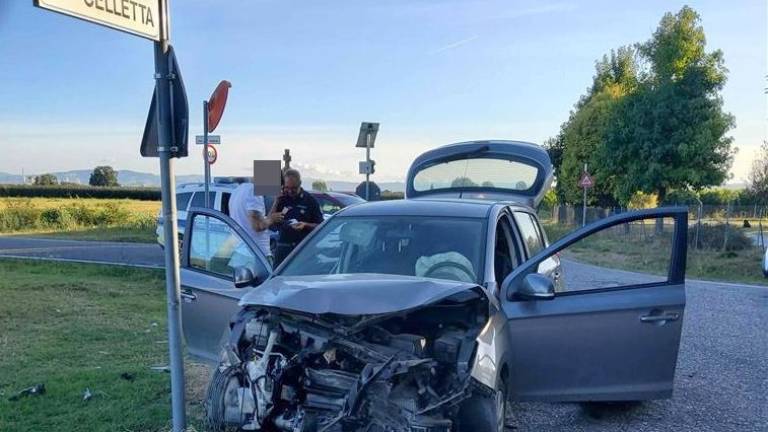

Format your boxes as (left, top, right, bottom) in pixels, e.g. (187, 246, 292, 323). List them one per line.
(176, 192, 193, 211)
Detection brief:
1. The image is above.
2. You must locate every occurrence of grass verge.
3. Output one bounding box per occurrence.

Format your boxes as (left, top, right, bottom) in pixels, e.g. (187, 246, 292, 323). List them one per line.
(0, 260, 205, 431)
(542, 222, 767, 285)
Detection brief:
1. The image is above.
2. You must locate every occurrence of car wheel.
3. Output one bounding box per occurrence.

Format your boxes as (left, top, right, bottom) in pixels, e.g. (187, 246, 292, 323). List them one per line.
(455, 386, 507, 432)
(205, 366, 246, 432)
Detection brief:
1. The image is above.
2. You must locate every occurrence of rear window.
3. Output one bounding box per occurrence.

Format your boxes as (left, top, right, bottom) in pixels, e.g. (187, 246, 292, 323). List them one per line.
(413, 157, 538, 192)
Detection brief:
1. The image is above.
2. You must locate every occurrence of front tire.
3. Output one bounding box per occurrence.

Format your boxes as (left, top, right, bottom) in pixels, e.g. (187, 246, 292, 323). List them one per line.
(455, 387, 507, 432)
(205, 366, 246, 432)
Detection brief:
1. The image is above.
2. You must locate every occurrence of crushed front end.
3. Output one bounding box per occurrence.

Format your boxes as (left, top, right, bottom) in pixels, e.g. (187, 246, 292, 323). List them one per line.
(205, 287, 492, 432)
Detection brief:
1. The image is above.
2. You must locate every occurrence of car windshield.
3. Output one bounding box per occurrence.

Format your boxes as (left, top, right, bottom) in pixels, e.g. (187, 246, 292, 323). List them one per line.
(279, 216, 485, 283)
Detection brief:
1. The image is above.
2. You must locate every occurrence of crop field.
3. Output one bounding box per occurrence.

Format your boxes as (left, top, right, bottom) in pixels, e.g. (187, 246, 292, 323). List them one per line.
(0, 198, 160, 242)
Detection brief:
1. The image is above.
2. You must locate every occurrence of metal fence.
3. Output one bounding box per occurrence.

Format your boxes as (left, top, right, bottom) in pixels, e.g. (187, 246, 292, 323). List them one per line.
(541, 204, 767, 252)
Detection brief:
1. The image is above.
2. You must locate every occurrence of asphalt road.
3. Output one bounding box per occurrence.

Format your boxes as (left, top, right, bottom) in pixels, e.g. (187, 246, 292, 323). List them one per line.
(0, 236, 163, 268)
(1, 236, 766, 431)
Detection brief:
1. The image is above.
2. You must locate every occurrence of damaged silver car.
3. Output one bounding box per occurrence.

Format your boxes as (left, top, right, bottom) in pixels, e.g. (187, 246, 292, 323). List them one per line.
(179, 141, 688, 432)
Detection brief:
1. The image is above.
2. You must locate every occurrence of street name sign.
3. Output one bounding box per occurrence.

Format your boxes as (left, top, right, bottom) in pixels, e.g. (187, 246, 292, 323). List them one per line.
(196, 135, 221, 145)
(34, 0, 161, 41)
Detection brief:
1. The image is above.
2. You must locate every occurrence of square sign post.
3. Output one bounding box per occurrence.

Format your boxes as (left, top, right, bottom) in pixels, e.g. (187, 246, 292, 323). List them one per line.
(579, 163, 595, 227)
(35, 1, 188, 430)
(356, 122, 379, 200)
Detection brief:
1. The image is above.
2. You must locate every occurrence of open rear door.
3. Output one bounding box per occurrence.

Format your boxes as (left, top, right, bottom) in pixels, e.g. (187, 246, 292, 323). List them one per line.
(501, 208, 688, 402)
(405, 140, 554, 207)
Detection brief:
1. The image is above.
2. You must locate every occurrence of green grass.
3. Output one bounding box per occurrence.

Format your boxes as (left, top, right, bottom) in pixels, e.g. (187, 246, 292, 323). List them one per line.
(0, 260, 205, 431)
(542, 222, 767, 285)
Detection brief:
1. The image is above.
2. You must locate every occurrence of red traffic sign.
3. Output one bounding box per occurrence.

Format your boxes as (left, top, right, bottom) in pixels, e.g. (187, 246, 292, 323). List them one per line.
(579, 172, 594, 188)
(207, 80, 231, 133)
(206, 145, 218, 165)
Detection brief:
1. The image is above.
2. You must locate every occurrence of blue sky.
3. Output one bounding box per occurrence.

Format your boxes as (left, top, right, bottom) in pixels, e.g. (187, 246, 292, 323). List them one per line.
(0, 0, 764, 184)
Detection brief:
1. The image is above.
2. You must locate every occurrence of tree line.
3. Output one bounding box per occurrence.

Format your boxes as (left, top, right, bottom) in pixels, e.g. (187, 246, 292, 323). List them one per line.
(544, 6, 762, 207)
(30, 166, 120, 187)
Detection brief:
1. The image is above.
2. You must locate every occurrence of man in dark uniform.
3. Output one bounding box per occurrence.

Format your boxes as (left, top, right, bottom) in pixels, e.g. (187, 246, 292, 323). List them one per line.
(272, 168, 323, 266)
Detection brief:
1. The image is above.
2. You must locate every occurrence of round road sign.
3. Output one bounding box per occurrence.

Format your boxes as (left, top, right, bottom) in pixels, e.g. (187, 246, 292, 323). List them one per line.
(206, 145, 218, 165)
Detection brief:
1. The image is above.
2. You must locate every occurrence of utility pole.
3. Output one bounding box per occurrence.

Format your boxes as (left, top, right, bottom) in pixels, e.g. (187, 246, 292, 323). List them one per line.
(153, 1, 186, 430)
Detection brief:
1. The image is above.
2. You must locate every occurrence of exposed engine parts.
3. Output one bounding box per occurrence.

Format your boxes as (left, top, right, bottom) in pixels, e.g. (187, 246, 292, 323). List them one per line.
(206, 289, 491, 432)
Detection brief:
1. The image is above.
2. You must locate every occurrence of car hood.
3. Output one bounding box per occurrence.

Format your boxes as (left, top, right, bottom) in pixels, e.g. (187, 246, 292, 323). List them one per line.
(239, 273, 480, 315)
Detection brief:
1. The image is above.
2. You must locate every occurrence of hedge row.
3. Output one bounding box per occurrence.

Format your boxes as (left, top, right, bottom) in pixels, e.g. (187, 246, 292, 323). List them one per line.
(0, 185, 161, 201)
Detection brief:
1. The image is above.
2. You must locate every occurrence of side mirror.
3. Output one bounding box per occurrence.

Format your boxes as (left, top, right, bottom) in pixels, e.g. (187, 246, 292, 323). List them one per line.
(514, 273, 555, 301)
(233, 266, 259, 288)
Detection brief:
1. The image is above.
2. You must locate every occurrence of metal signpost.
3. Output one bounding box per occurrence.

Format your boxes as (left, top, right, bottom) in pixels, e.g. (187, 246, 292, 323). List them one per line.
(579, 163, 594, 227)
(356, 122, 379, 200)
(34, 1, 188, 430)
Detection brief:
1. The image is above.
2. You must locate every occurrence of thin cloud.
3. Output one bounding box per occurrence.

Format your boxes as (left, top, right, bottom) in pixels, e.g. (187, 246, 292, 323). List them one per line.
(431, 35, 480, 55)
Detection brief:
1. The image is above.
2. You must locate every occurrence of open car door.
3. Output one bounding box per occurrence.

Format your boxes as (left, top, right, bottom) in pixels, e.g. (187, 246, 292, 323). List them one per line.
(180, 208, 272, 363)
(501, 208, 688, 402)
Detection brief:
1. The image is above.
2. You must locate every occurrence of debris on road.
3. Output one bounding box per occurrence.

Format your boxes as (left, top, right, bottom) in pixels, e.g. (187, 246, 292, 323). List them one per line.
(8, 383, 45, 401)
(120, 372, 136, 381)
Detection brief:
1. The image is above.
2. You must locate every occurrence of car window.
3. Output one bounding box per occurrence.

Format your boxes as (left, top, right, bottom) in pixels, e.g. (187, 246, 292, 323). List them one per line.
(413, 157, 539, 192)
(333, 194, 365, 207)
(545, 216, 675, 293)
(315, 196, 343, 215)
(176, 192, 193, 211)
(188, 214, 256, 278)
(494, 215, 519, 283)
(513, 212, 544, 257)
(280, 216, 485, 283)
(220, 192, 231, 216)
(190, 191, 215, 208)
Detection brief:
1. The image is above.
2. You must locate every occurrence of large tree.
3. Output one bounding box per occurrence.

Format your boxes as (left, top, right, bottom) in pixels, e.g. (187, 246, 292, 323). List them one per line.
(552, 46, 639, 206)
(33, 173, 58, 186)
(601, 6, 734, 203)
(89, 166, 119, 187)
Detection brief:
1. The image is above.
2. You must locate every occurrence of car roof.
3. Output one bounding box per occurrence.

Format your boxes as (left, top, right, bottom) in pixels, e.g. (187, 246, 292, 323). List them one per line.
(336, 198, 532, 219)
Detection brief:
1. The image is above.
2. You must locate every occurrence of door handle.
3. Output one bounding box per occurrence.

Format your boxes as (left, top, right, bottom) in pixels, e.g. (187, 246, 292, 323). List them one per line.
(180, 290, 197, 302)
(640, 312, 680, 323)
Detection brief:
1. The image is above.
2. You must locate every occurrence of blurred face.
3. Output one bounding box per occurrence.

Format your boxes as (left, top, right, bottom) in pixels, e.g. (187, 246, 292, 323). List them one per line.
(284, 176, 301, 197)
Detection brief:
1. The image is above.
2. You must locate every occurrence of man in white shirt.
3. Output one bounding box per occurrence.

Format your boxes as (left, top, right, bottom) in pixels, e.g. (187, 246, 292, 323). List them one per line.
(228, 182, 283, 260)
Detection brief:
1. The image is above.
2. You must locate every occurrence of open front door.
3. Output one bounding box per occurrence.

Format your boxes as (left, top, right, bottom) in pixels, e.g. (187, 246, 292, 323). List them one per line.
(180, 208, 272, 363)
(501, 208, 688, 402)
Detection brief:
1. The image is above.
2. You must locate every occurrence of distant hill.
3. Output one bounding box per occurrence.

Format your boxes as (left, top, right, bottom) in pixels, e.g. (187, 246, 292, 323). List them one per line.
(0, 170, 405, 192)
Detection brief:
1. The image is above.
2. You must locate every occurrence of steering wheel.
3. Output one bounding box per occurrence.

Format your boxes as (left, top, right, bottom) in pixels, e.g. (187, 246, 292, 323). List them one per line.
(423, 261, 476, 282)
